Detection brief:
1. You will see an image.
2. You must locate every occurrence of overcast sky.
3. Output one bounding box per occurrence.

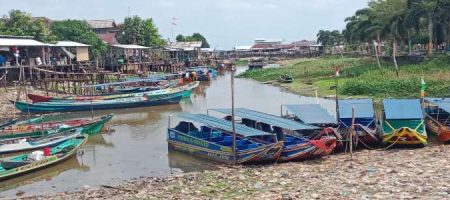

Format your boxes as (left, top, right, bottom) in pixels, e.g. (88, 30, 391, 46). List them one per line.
(0, 0, 368, 49)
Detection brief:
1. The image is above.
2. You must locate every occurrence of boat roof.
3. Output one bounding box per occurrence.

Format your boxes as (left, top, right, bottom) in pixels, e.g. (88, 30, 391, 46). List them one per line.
(425, 98, 450, 113)
(283, 104, 337, 125)
(176, 113, 272, 137)
(82, 77, 165, 87)
(383, 99, 423, 120)
(338, 99, 375, 119)
(211, 108, 320, 130)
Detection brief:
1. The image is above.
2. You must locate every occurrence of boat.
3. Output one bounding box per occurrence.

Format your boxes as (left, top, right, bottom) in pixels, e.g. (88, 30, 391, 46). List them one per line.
(210, 108, 337, 162)
(0, 128, 82, 153)
(0, 115, 113, 139)
(168, 113, 284, 164)
(278, 75, 293, 83)
(282, 104, 342, 142)
(247, 58, 266, 70)
(13, 92, 184, 113)
(0, 134, 87, 181)
(381, 99, 427, 146)
(338, 99, 380, 147)
(423, 98, 450, 143)
(27, 81, 199, 103)
(0, 119, 18, 129)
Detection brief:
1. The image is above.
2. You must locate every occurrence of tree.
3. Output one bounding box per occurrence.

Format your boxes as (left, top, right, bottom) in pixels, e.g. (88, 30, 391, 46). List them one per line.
(407, 0, 440, 56)
(0, 10, 53, 42)
(50, 20, 107, 59)
(175, 33, 210, 48)
(117, 16, 166, 47)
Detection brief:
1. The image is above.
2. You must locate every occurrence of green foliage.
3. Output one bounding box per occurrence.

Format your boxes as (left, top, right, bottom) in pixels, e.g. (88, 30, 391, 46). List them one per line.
(176, 33, 210, 48)
(117, 16, 166, 47)
(0, 10, 53, 42)
(50, 20, 107, 58)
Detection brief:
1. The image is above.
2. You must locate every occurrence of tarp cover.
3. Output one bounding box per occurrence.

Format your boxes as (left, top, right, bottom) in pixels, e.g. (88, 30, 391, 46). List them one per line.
(211, 108, 319, 130)
(283, 104, 337, 125)
(425, 98, 450, 113)
(176, 113, 271, 137)
(383, 99, 423, 120)
(339, 99, 375, 119)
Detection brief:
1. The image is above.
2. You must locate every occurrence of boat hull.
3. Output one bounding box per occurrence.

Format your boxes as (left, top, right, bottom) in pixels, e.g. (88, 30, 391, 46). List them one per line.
(425, 118, 450, 143)
(278, 137, 336, 162)
(167, 129, 283, 164)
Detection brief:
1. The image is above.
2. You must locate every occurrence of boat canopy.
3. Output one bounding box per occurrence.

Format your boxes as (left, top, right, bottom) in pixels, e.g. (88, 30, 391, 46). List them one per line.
(283, 104, 337, 125)
(383, 99, 423, 120)
(82, 77, 166, 88)
(425, 98, 450, 113)
(211, 108, 320, 130)
(176, 113, 272, 137)
(338, 99, 375, 119)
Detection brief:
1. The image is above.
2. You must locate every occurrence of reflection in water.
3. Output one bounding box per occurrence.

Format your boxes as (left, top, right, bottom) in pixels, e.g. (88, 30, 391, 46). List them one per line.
(0, 66, 335, 197)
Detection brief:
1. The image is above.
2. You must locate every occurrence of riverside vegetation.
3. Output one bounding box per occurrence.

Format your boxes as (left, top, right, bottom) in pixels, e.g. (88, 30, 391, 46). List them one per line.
(238, 56, 450, 98)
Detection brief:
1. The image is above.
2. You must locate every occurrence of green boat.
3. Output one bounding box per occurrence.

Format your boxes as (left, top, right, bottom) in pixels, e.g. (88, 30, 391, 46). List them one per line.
(0, 114, 113, 139)
(0, 134, 87, 181)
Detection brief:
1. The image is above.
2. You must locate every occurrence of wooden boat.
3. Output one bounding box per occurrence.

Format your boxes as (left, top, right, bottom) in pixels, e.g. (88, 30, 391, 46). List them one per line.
(278, 75, 293, 83)
(282, 104, 342, 143)
(14, 91, 185, 113)
(338, 99, 380, 147)
(0, 119, 18, 129)
(0, 128, 82, 153)
(0, 134, 87, 181)
(247, 58, 266, 70)
(27, 81, 199, 103)
(0, 115, 113, 139)
(211, 108, 337, 162)
(381, 99, 427, 146)
(168, 113, 284, 164)
(423, 98, 450, 143)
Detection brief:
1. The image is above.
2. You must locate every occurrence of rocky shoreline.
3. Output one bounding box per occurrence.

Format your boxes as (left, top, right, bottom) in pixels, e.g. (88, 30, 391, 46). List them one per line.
(17, 144, 450, 200)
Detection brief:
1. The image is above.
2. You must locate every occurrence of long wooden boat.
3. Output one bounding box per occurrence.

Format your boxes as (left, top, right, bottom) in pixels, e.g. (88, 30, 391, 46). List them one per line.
(338, 99, 380, 147)
(423, 98, 450, 143)
(211, 108, 336, 162)
(14, 91, 185, 113)
(0, 128, 82, 154)
(27, 81, 199, 103)
(168, 113, 283, 164)
(381, 99, 427, 146)
(0, 115, 112, 139)
(0, 119, 18, 129)
(0, 134, 87, 181)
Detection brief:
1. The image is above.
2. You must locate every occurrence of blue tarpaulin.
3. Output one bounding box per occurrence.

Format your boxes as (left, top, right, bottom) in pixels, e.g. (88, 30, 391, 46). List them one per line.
(339, 99, 375, 119)
(425, 98, 450, 113)
(383, 99, 423, 120)
(176, 113, 271, 137)
(283, 104, 337, 125)
(211, 108, 320, 130)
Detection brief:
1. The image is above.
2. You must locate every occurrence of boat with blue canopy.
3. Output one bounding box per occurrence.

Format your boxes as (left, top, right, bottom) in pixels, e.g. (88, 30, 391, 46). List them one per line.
(167, 113, 283, 164)
(282, 104, 341, 143)
(210, 108, 337, 162)
(423, 98, 450, 143)
(381, 99, 427, 146)
(338, 99, 379, 146)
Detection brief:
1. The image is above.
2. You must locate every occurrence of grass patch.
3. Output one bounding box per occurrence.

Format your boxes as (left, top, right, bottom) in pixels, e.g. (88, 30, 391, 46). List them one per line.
(237, 55, 450, 98)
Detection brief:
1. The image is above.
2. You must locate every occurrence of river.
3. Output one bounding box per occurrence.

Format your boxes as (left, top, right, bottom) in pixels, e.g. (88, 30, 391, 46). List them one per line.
(0, 66, 335, 198)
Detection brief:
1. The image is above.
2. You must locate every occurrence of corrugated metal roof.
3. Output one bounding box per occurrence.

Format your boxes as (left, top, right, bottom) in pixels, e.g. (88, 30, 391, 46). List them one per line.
(176, 113, 271, 137)
(339, 99, 375, 119)
(425, 98, 450, 113)
(55, 41, 90, 47)
(168, 41, 202, 51)
(383, 99, 423, 120)
(0, 38, 46, 46)
(86, 19, 116, 29)
(284, 104, 337, 125)
(97, 33, 119, 44)
(111, 44, 150, 49)
(212, 108, 320, 130)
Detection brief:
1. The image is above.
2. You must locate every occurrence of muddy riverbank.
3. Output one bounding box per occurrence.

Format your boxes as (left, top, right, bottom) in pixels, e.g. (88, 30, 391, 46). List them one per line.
(22, 144, 450, 200)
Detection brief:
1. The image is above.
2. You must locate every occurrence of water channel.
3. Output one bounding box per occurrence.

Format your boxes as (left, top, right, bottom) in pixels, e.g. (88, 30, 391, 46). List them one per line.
(0, 66, 335, 198)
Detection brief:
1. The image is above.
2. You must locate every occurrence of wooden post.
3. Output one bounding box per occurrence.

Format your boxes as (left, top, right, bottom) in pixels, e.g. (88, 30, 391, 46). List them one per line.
(231, 64, 237, 164)
(350, 108, 355, 159)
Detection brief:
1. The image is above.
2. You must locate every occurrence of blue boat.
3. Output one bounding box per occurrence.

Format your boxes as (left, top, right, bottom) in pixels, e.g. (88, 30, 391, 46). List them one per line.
(338, 99, 379, 146)
(167, 113, 284, 164)
(210, 108, 337, 162)
(12, 92, 184, 114)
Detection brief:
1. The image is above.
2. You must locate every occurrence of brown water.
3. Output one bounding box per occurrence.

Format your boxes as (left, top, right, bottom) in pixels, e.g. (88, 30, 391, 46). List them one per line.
(0, 67, 335, 198)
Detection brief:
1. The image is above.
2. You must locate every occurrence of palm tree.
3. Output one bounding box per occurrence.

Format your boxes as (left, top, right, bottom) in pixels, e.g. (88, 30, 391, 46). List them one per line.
(407, 0, 439, 56)
(383, 11, 407, 77)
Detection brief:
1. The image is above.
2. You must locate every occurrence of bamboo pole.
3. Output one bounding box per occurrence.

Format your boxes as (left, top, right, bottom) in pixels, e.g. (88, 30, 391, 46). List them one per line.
(231, 65, 237, 164)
